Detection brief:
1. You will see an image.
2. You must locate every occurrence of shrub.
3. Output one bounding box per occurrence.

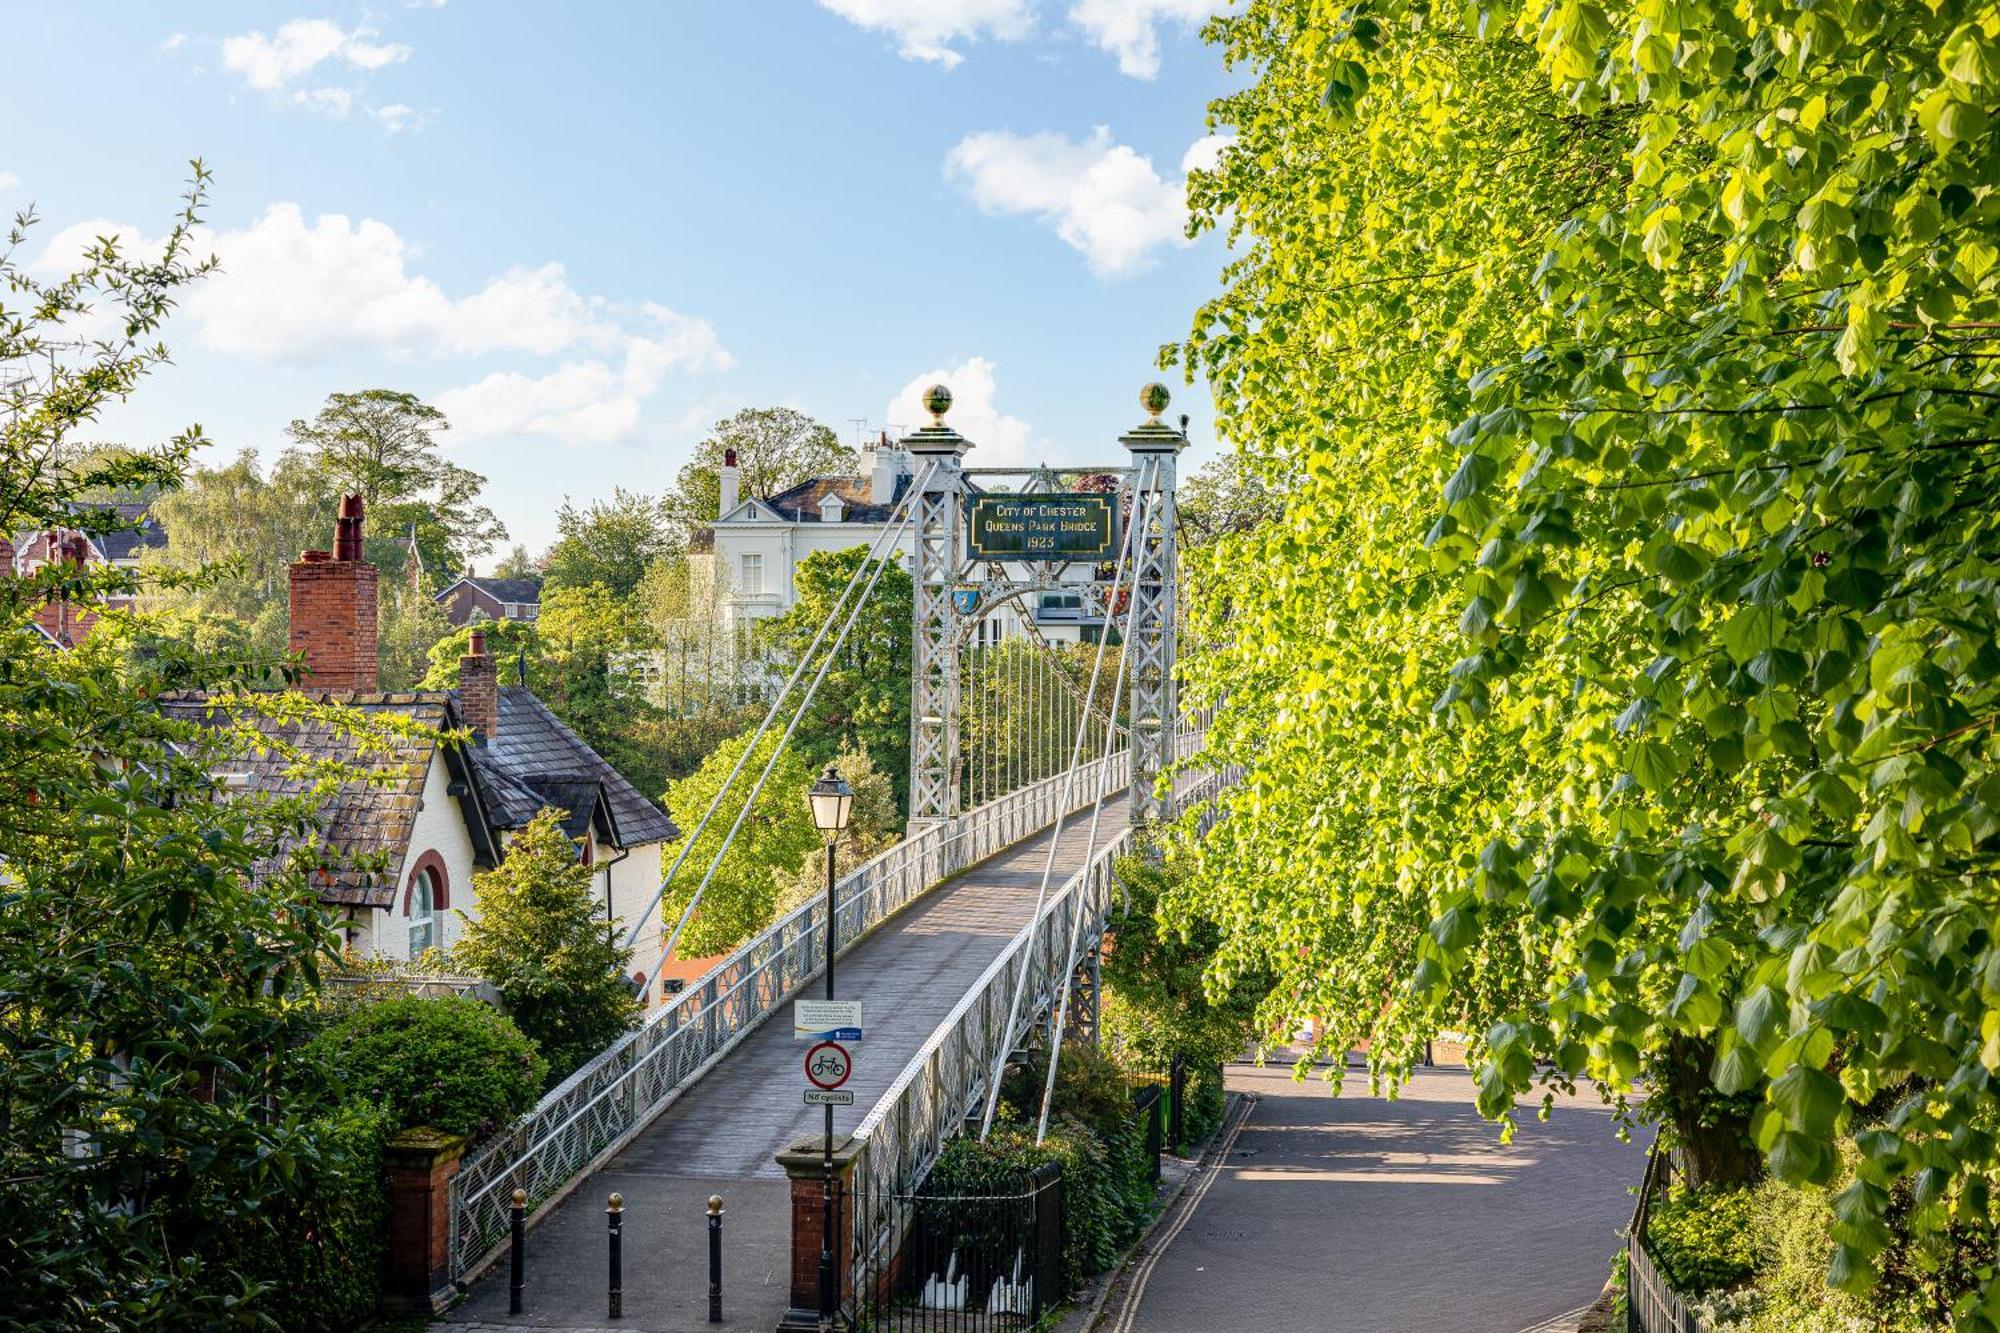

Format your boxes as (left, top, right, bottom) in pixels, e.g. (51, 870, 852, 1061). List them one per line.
(311, 995, 546, 1139)
(926, 1126, 1117, 1294)
(1645, 1182, 1759, 1294)
(240, 1101, 391, 1331)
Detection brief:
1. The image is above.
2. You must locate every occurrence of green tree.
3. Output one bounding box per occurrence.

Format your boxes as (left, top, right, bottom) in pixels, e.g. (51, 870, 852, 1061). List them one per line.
(776, 743, 902, 908)
(492, 543, 540, 580)
(0, 168, 382, 1329)
(286, 388, 506, 572)
(453, 810, 639, 1081)
(757, 546, 912, 807)
(378, 578, 453, 690)
(543, 488, 675, 600)
(659, 729, 821, 956)
(662, 407, 854, 542)
(1170, 0, 2000, 1308)
(1103, 854, 1263, 1074)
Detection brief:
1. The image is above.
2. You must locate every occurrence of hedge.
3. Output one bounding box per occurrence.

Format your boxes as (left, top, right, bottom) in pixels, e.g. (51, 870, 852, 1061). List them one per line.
(309, 995, 546, 1140)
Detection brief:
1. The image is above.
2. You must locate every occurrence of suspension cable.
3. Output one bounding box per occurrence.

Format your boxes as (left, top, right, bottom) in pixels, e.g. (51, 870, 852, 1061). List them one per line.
(1035, 479, 1161, 1142)
(620, 459, 936, 961)
(977, 453, 1156, 1139)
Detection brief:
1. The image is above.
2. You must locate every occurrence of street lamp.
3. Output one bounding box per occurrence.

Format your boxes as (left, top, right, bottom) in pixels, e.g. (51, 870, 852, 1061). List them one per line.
(807, 764, 853, 1331)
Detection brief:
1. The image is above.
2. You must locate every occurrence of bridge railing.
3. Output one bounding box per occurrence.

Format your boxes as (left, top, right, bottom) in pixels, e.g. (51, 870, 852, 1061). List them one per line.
(444, 747, 1131, 1285)
(843, 744, 1234, 1304)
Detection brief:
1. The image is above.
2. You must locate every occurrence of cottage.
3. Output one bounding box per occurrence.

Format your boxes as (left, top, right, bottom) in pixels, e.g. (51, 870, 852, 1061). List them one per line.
(433, 573, 543, 627)
(6, 501, 168, 645)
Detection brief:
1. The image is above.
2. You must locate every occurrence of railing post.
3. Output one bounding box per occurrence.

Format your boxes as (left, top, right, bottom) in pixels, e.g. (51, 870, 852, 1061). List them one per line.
(509, 1187, 527, 1314)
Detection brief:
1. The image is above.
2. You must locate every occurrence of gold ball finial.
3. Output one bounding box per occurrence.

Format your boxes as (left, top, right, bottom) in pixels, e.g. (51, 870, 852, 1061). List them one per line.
(512, 1187, 527, 1208)
(707, 1194, 725, 1216)
(1140, 382, 1171, 420)
(923, 383, 953, 424)
(608, 1191, 624, 1212)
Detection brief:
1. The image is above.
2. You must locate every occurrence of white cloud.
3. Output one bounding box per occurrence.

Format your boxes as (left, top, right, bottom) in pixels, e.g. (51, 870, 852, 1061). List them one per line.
(815, 0, 1032, 67)
(220, 18, 410, 91)
(0, 172, 21, 193)
(1067, 0, 1215, 78)
(885, 357, 1037, 465)
(160, 32, 187, 53)
(944, 126, 1199, 278)
(1180, 132, 1234, 174)
(30, 203, 731, 445)
(373, 102, 417, 133)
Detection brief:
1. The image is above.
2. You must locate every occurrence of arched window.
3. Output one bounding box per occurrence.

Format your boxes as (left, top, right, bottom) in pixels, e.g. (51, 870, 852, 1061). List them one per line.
(404, 855, 449, 955)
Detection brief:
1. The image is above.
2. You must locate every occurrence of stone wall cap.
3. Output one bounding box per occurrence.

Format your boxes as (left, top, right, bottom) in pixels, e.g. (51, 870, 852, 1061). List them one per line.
(385, 1127, 472, 1165)
(775, 1133, 863, 1173)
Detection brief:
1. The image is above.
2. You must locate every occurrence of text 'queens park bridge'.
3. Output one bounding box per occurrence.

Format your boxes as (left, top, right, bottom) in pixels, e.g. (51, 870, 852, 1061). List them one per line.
(433, 385, 1239, 1331)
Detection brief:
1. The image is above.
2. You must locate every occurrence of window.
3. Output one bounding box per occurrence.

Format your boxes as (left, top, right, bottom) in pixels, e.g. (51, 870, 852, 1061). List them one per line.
(740, 553, 764, 595)
(407, 864, 443, 955)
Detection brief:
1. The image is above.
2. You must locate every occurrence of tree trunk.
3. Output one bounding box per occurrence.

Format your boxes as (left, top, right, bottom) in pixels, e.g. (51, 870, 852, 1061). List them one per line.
(1659, 1035, 1763, 1189)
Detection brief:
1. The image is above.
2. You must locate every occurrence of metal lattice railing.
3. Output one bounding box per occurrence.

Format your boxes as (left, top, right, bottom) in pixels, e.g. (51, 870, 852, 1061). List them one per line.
(444, 749, 1132, 1284)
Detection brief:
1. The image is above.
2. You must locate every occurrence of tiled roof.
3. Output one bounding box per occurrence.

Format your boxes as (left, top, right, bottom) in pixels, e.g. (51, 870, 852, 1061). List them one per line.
(12, 501, 168, 564)
(157, 690, 480, 910)
(462, 687, 677, 846)
(763, 472, 912, 524)
(464, 576, 543, 603)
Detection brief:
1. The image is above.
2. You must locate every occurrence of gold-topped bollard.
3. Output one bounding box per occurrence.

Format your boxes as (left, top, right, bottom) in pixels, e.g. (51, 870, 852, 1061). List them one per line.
(509, 1187, 527, 1314)
(707, 1194, 725, 1324)
(607, 1192, 624, 1319)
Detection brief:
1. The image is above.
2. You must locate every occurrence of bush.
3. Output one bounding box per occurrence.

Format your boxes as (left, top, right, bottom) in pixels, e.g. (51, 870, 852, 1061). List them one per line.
(241, 1101, 391, 1331)
(1645, 1182, 1759, 1294)
(926, 1127, 1117, 1294)
(311, 995, 546, 1139)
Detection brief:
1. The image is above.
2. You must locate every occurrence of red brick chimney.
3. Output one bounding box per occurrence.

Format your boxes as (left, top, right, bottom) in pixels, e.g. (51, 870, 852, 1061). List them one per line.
(458, 627, 499, 741)
(289, 494, 379, 691)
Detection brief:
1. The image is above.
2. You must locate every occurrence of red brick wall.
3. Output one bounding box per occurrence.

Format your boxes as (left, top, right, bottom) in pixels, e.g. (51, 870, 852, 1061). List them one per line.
(382, 1135, 465, 1313)
(458, 630, 498, 738)
(289, 553, 379, 690)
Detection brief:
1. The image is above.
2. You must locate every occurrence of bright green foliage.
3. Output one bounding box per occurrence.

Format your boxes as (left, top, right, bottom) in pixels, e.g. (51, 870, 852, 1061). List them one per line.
(1102, 854, 1264, 1074)
(661, 406, 854, 544)
(1647, 1184, 1761, 1294)
(659, 729, 821, 956)
(543, 488, 676, 600)
(775, 743, 903, 909)
(1172, 0, 2000, 1310)
(239, 1101, 392, 1333)
(757, 546, 912, 807)
(378, 578, 453, 690)
(0, 170, 389, 1329)
(311, 996, 546, 1139)
(454, 809, 639, 1082)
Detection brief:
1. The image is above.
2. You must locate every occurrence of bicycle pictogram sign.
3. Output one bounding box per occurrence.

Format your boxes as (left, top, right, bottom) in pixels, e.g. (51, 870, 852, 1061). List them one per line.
(805, 1040, 852, 1091)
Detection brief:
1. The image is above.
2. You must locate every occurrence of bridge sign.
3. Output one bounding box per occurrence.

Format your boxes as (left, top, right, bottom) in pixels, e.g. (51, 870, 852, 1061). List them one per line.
(805, 1040, 853, 1091)
(795, 999, 863, 1041)
(804, 1089, 854, 1106)
(966, 494, 1118, 562)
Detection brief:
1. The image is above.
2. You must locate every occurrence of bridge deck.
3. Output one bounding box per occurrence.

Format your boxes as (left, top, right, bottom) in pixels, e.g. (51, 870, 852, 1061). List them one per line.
(448, 796, 1131, 1328)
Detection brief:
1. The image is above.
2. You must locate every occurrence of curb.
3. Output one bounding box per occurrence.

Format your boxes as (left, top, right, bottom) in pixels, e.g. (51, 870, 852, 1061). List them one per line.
(1057, 1090, 1257, 1333)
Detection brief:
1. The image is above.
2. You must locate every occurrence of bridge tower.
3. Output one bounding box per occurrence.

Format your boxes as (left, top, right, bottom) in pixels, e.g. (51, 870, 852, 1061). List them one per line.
(904, 383, 1184, 836)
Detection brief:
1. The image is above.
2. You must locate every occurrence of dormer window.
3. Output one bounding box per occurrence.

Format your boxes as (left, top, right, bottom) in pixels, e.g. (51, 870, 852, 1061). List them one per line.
(821, 493, 846, 523)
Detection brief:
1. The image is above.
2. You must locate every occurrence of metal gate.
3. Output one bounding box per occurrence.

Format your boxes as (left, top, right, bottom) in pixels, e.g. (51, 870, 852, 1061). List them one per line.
(851, 1164, 1064, 1331)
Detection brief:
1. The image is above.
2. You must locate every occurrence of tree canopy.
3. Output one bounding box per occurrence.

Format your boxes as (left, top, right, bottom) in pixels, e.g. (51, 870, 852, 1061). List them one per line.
(1168, 0, 2000, 1310)
(542, 487, 676, 600)
(663, 407, 854, 541)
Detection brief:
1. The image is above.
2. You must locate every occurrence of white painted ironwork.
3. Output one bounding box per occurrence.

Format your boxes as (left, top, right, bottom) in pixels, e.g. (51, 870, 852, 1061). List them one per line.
(445, 750, 1131, 1284)
(1120, 415, 1184, 826)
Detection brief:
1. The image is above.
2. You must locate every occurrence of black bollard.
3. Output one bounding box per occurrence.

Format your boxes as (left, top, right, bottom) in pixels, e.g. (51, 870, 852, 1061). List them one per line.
(707, 1194, 724, 1324)
(607, 1192, 624, 1319)
(509, 1187, 527, 1314)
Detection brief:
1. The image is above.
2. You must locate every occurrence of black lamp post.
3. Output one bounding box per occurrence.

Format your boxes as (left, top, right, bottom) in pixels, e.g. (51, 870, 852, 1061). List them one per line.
(807, 765, 853, 1330)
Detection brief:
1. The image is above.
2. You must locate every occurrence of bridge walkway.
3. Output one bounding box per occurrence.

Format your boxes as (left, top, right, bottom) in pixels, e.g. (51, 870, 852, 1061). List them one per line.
(446, 796, 1132, 1329)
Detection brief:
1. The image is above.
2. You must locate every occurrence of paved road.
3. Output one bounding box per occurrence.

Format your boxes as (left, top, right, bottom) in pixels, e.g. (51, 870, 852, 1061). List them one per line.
(446, 798, 1131, 1331)
(1095, 1064, 1641, 1333)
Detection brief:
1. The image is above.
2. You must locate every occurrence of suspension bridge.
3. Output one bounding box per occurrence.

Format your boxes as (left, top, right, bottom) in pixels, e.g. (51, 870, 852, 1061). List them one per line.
(432, 384, 1235, 1331)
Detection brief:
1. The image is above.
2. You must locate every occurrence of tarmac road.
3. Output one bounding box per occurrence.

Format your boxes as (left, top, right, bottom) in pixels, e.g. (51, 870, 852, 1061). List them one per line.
(1093, 1063, 1642, 1333)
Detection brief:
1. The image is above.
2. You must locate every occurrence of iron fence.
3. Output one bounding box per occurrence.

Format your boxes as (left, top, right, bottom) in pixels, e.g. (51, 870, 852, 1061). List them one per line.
(1626, 1139, 1712, 1333)
(445, 750, 1131, 1286)
(853, 1165, 1064, 1331)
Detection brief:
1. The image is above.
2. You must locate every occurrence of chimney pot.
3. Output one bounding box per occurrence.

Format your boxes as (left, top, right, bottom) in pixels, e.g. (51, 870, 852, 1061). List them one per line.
(718, 449, 741, 516)
(288, 496, 378, 690)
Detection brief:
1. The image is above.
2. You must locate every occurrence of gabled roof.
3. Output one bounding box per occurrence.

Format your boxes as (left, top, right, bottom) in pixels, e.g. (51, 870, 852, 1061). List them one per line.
(715, 496, 789, 524)
(461, 687, 677, 846)
(761, 473, 913, 525)
(436, 575, 543, 605)
(156, 690, 499, 910)
(12, 502, 167, 566)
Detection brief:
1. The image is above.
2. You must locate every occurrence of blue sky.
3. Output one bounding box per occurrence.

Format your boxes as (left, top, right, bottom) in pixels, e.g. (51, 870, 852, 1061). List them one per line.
(3, 2, 1236, 554)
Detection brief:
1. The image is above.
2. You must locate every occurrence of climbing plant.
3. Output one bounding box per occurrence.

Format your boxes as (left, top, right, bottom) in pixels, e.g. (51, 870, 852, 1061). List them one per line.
(1169, 0, 2000, 1315)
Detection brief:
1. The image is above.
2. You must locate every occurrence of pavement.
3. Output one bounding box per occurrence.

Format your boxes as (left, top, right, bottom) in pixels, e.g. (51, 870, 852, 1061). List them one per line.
(440, 799, 1132, 1332)
(1086, 1063, 1641, 1333)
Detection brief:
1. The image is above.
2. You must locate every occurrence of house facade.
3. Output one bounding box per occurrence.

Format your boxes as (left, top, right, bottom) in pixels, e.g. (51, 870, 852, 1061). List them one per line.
(434, 574, 543, 627)
(6, 501, 168, 646)
(170, 496, 677, 1001)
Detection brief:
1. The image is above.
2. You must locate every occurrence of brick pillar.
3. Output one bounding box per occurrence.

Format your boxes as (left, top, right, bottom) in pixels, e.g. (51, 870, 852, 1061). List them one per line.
(288, 494, 379, 690)
(457, 628, 498, 739)
(774, 1132, 862, 1331)
(381, 1129, 469, 1315)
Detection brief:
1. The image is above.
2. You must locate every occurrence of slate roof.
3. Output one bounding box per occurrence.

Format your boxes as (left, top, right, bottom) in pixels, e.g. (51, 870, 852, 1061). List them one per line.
(12, 501, 168, 565)
(762, 472, 913, 524)
(459, 687, 677, 845)
(463, 576, 544, 603)
(157, 690, 490, 910)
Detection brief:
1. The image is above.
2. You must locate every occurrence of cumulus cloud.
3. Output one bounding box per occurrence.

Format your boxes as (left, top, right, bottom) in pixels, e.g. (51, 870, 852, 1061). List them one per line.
(1067, 0, 1216, 78)
(945, 126, 1213, 278)
(203, 18, 412, 122)
(0, 171, 21, 193)
(31, 203, 730, 445)
(885, 357, 1037, 465)
(815, 0, 1032, 67)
